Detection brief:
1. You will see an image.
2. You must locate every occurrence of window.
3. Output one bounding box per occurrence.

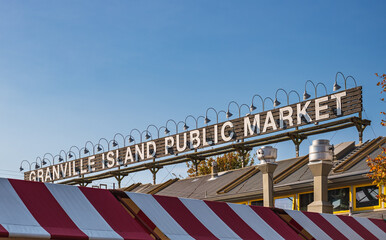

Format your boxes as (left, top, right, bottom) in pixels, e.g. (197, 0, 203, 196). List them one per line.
(299, 192, 313, 211)
(355, 185, 379, 209)
(274, 195, 295, 210)
(250, 200, 263, 206)
(328, 187, 350, 212)
(299, 188, 350, 212)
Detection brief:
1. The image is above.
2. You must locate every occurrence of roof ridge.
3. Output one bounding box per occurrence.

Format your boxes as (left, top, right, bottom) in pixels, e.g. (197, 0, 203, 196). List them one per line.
(216, 167, 260, 194)
(333, 137, 385, 173)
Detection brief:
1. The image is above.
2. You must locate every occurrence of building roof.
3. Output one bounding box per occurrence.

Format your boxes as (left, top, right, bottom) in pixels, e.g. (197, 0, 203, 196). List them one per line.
(126, 137, 386, 204)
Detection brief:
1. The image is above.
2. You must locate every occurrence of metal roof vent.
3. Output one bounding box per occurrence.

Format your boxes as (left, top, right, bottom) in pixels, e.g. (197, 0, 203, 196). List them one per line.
(309, 139, 333, 162)
(257, 146, 277, 164)
(209, 161, 218, 180)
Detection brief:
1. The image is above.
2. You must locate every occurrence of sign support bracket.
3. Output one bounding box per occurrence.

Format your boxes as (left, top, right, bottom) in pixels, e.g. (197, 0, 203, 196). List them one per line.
(233, 145, 253, 167)
(352, 113, 371, 144)
(288, 133, 307, 157)
(187, 155, 206, 176)
(146, 158, 163, 184)
(76, 175, 92, 187)
(113, 174, 127, 189)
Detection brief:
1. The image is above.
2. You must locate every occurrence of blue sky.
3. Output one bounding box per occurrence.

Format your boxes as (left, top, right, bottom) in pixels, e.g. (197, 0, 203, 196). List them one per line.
(0, 1, 385, 186)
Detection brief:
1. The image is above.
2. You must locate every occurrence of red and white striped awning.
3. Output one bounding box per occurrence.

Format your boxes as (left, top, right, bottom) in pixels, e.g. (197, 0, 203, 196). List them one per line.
(284, 209, 386, 240)
(0, 177, 385, 239)
(0, 178, 152, 239)
(125, 192, 386, 240)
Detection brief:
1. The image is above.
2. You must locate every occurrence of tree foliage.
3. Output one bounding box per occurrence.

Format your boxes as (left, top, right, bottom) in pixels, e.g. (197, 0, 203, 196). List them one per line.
(186, 151, 255, 177)
(366, 73, 386, 203)
(367, 147, 386, 202)
(375, 73, 386, 126)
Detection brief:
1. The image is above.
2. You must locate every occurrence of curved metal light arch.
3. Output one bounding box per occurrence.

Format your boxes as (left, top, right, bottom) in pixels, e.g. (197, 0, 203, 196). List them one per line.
(42, 157, 52, 166)
(95, 143, 105, 153)
(333, 72, 345, 91)
(58, 150, 68, 162)
(263, 97, 274, 110)
(217, 110, 227, 122)
(108, 139, 119, 150)
(113, 133, 126, 147)
(288, 90, 301, 103)
(205, 107, 218, 124)
(129, 128, 142, 144)
(157, 126, 168, 138)
(84, 141, 95, 155)
(226, 101, 240, 119)
(250, 94, 264, 112)
(146, 124, 160, 139)
(79, 146, 91, 158)
(42, 153, 55, 166)
(273, 88, 289, 107)
(67, 150, 77, 161)
(196, 115, 206, 128)
(164, 119, 178, 135)
(140, 129, 152, 141)
(303, 80, 317, 100)
(239, 104, 251, 116)
(68, 146, 81, 159)
(19, 160, 31, 172)
(316, 82, 328, 97)
(183, 115, 197, 130)
(345, 75, 357, 89)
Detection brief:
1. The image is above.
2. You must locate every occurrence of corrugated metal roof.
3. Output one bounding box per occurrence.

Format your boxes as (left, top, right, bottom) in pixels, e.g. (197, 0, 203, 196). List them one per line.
(123, 138, 385, 206)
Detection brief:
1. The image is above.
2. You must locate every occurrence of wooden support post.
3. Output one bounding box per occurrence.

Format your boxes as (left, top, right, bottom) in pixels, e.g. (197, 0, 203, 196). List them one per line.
(352, 114, 371, 144)
(150, 167, 160, 185)
(288, 133, 307, 157)
(234, 145, 252, 168)
(188, 155, 205, 176)
(114, 175, 125, 189)
(113, 166, 128, 189)
(78, 175, 90, 187)
(146, 158, 162, 185)
(192, 159, 200, 176)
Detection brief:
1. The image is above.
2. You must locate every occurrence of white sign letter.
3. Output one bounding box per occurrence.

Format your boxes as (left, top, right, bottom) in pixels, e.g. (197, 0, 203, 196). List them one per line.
(244, 114, 261, 136)
(221, 121, 234, 142)
(315, 96, 329, 121)
(88, 156, 96, 172)
(263, 111, 277, 132)
(29, 171, 36, 181)
(125, 147, 134, 163)
(279, 106, 293, 129)
(106, 151, 115, 168)
(135, 143, 145, 161)
(147, 141, 157, 158)
(190, 130, 201, 148)
(297, 101, 312, 124)
(331, 91, 346, 116)
(165, 137, 175, 154)
(176, 133, 187, 151)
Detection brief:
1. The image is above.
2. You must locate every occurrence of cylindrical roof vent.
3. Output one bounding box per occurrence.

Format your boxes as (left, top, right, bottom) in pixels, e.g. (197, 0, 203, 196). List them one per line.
(257, 146, 277, 164)
(211, 161, 218, 179)
(309, 139, 333, 162)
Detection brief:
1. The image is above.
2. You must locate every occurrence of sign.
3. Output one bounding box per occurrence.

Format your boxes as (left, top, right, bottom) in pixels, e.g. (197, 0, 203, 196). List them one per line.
(25, 87, 362, 182)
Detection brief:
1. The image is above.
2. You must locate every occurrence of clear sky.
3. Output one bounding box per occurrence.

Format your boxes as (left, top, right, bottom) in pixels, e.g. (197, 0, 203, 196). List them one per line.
(0, 1, 385, 187)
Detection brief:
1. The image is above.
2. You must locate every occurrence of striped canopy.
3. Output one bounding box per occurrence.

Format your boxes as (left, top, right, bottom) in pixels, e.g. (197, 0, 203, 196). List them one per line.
(125, 192, 386, 240)
(0, 178, 152, 239)
(0, 178, 385, 240)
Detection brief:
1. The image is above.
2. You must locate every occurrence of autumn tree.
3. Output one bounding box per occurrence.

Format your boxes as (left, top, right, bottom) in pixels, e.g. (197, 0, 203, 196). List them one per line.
(366, 73, 386, 202)
(186, 150, 255, 177)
